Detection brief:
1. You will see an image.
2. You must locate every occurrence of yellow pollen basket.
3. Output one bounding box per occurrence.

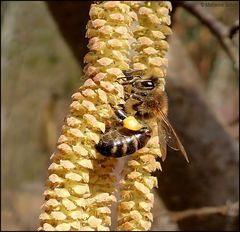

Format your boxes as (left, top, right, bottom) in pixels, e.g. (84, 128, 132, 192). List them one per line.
(123, 116, 142, 131)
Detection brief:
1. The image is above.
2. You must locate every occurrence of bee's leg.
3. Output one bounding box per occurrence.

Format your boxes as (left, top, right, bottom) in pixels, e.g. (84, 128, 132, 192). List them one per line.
(109, 103, 128, 123)
(116, 75, 141, 85)
(131, 93, 145, 102)
(140, 125, 152, 136)
(123, 69, 144, 77)
(127, 94, 145, 112)
(132, 101, 144, 111)
(115, 109, 128, 122)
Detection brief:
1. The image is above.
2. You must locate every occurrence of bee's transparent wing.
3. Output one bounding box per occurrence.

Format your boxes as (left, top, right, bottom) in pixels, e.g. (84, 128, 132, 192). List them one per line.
(157, 110, 189, 162)
(156, 119, 167, 161)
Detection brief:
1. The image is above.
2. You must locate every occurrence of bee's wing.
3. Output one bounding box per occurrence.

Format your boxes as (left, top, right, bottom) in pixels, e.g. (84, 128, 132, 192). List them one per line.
(157, 109, 189, 162)
(156, 119, 167, 161)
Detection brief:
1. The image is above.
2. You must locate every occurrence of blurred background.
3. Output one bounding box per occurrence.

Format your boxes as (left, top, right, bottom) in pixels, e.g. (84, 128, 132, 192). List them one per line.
(1, 1, 239, 231)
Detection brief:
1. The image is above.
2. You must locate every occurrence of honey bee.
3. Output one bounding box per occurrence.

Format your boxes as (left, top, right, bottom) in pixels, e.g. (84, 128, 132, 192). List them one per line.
(95, 107, 152, 157)
(95, 70, 189, 162)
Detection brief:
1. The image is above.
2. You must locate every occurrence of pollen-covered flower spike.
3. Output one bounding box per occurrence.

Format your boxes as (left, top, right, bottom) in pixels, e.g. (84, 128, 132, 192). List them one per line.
(117, 1, 172, 231)
(38, 1, 135, 231)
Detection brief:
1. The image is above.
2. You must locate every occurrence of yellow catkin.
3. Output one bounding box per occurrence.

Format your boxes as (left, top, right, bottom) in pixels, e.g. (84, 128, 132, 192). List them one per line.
(117, 1, 172, 231)
(39, 1, 134, 231)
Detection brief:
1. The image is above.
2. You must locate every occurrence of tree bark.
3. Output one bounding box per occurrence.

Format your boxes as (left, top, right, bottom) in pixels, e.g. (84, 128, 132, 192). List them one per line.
(46, 1, 92, 68)
(155, 36, 239, 231)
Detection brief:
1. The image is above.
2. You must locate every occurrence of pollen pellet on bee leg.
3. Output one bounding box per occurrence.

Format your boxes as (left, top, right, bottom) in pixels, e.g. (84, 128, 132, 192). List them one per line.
(123, 116, 142, 131)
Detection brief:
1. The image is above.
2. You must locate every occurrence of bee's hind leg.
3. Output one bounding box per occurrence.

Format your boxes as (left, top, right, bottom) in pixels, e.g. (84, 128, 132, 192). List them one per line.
(109, 103, 128, 123)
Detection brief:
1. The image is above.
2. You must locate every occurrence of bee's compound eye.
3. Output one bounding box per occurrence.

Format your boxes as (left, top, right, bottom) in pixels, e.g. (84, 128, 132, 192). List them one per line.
(141, 81, 155, 88)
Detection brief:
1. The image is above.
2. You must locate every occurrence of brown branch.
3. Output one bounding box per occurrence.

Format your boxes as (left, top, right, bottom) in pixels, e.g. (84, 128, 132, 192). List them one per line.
(46, 1, 92, 68)
(169, 201, 239, 222)
(229, 20, 239, 39)
(228, 115, 239, 126)
(175, 1, 239, 72)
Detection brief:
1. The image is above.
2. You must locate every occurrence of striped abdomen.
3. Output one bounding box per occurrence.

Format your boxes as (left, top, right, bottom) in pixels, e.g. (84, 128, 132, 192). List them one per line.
(95, 127, 152, 158)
